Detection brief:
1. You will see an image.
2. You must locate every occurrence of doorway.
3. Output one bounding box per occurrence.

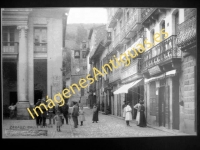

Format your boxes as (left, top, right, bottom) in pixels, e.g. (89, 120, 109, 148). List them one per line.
(172, 76, 180, 130)
(34, 90, 43, 104)
(10, 92, 17, 105)
(158, 86, 165, 126)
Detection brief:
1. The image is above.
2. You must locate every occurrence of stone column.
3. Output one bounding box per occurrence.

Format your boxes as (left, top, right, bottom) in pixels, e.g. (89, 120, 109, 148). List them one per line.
(16, 25, 30, 120)
(27, 21, 34, 107)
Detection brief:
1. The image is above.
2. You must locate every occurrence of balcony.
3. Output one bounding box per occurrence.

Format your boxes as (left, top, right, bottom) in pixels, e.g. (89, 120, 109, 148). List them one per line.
(2, 42, 19, 59)
(141, 8, 168, 28)
(113, 33, 122, 50)
(104, 32, 112, 47)
(121, 58, 142, 83)
(113, 8, 123, 20)
(141, 35, 181, 76)
(120, 25, 129, 44)
(34, 43, 47, 52)
(108, 16, 117, 29)
(125, 9, 142, 39)
(141, 8, 157, 23)
(108, 8, 123, 28)
(177, 16, 196, 52)
(109, 69, 120, 83)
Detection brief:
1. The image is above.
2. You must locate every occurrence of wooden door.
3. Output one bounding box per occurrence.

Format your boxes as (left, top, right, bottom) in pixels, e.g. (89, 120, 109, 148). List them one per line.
(158, 86, 165, 126)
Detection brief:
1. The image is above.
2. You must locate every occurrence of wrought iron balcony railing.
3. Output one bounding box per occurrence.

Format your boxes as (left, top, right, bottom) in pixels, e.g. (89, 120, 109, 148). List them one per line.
(141, 35, 181, 71)
(177, 16, 196, 50)
(2, 42, 19, 54)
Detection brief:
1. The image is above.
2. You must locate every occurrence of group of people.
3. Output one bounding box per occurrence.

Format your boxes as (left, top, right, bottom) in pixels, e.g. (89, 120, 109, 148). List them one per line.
(123, 99, 147, 127)
(34, 98, 99, 132)
(34, 98, 70, 131)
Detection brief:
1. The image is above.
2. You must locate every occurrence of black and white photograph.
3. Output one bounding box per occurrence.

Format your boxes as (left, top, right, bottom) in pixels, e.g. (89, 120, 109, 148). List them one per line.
(1, 7, 197, 139)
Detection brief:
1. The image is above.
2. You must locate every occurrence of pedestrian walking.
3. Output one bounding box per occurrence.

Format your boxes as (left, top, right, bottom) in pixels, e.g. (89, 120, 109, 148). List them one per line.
(92, 104, 99, 123)
(125, 102, 132, 126)
(54, 110, 64, 132)
(122, 101, 126, 118)
(138, 100, 147, 127)
(48, 107, 55, 125)
(40, 98, 47, 128)
(35, 99, 42, 126)
(62, 100, 69, 125)
(79, 106, 86, 126)
(72, 102, 79, 128)
(8, 103, 16, 119)
(134, 100, 141, 125)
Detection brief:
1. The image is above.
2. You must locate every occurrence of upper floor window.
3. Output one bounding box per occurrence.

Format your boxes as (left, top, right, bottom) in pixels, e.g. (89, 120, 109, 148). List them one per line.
(126, 11, 130, 22)
(34, 27, 47, 52)
(82, 51, 86, 58)
(150, 29, 155, 45)
(3, 26, 15, 46)
(74, 50, 80, 58)
(82, 42, 87, 49)
(174, 12, 179, 35)
(120, 20, 122, 29)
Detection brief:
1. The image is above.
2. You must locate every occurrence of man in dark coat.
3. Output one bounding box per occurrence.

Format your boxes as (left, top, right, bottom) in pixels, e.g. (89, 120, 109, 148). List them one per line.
(62, 101, 69, 125)
(40, 98, 47, 127)
(35, 99, 42, 126)
(72, 102, 79, 128)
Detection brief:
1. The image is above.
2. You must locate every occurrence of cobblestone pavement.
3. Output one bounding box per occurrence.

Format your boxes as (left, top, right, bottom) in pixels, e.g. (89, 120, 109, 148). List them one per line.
(3, 107, 175, 138)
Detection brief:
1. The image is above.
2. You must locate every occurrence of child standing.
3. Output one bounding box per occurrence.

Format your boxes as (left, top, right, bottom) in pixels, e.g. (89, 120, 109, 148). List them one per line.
(79, 106, 85, 126)
(54, 111, 64, 132)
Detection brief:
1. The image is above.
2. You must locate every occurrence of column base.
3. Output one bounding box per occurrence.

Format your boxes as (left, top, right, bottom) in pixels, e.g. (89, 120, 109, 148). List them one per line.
(16, 102, 31, 120)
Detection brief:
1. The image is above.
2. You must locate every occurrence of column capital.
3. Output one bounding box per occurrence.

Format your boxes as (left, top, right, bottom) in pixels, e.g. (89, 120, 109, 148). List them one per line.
(17, 25, 28, 38)
(17, 25, 28, 30)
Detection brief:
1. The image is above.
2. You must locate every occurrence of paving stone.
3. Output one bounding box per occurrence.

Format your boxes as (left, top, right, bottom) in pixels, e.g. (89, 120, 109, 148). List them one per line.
(3, 107, 176, 138)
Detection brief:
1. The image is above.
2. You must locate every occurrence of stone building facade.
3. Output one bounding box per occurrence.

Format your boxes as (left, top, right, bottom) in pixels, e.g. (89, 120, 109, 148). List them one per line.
(94, 7, 197, 134)
(2, 8, 70, 119)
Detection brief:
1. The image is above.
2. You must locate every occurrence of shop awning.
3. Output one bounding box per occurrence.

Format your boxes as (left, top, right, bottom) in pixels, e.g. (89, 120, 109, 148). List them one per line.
(113, 79, 143, 94)
(144, 69, 177, 83)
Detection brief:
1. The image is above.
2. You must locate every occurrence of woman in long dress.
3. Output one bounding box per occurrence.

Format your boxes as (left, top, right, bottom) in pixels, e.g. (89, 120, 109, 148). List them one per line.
(138, 100, 147, 127)
(125, 102, 132, 126)
(92, 104, 99, 123)
(134, 101, 141, 125)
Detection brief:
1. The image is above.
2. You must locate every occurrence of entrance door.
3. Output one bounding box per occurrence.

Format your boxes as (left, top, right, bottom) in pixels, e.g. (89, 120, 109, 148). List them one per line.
(34, 90, 43, 104)
(158, 86, 165, 126)
(173, 76, 180, 130)
(10, 92, 17, 105)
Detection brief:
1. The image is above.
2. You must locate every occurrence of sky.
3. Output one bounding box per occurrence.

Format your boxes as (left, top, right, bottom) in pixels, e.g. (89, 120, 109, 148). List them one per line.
(67, 8, 107, 24)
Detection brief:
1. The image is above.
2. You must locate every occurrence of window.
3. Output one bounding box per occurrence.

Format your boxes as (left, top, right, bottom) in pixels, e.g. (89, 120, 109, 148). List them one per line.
(174, 12, 179, 35)
(120, 20, 122, 29)
(82, 51, 86, 58)
(127, 11, 130, 22)
(74, 50, 80, 58)
(34, 27, 47, 52)
(3, 27, 15, 46)
(150, 29, 155, 45)
(82, 42, 86, 49)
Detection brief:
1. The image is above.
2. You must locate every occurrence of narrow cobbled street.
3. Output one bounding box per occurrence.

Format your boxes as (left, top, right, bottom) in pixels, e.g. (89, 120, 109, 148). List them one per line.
(3, 107, 175, 138)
